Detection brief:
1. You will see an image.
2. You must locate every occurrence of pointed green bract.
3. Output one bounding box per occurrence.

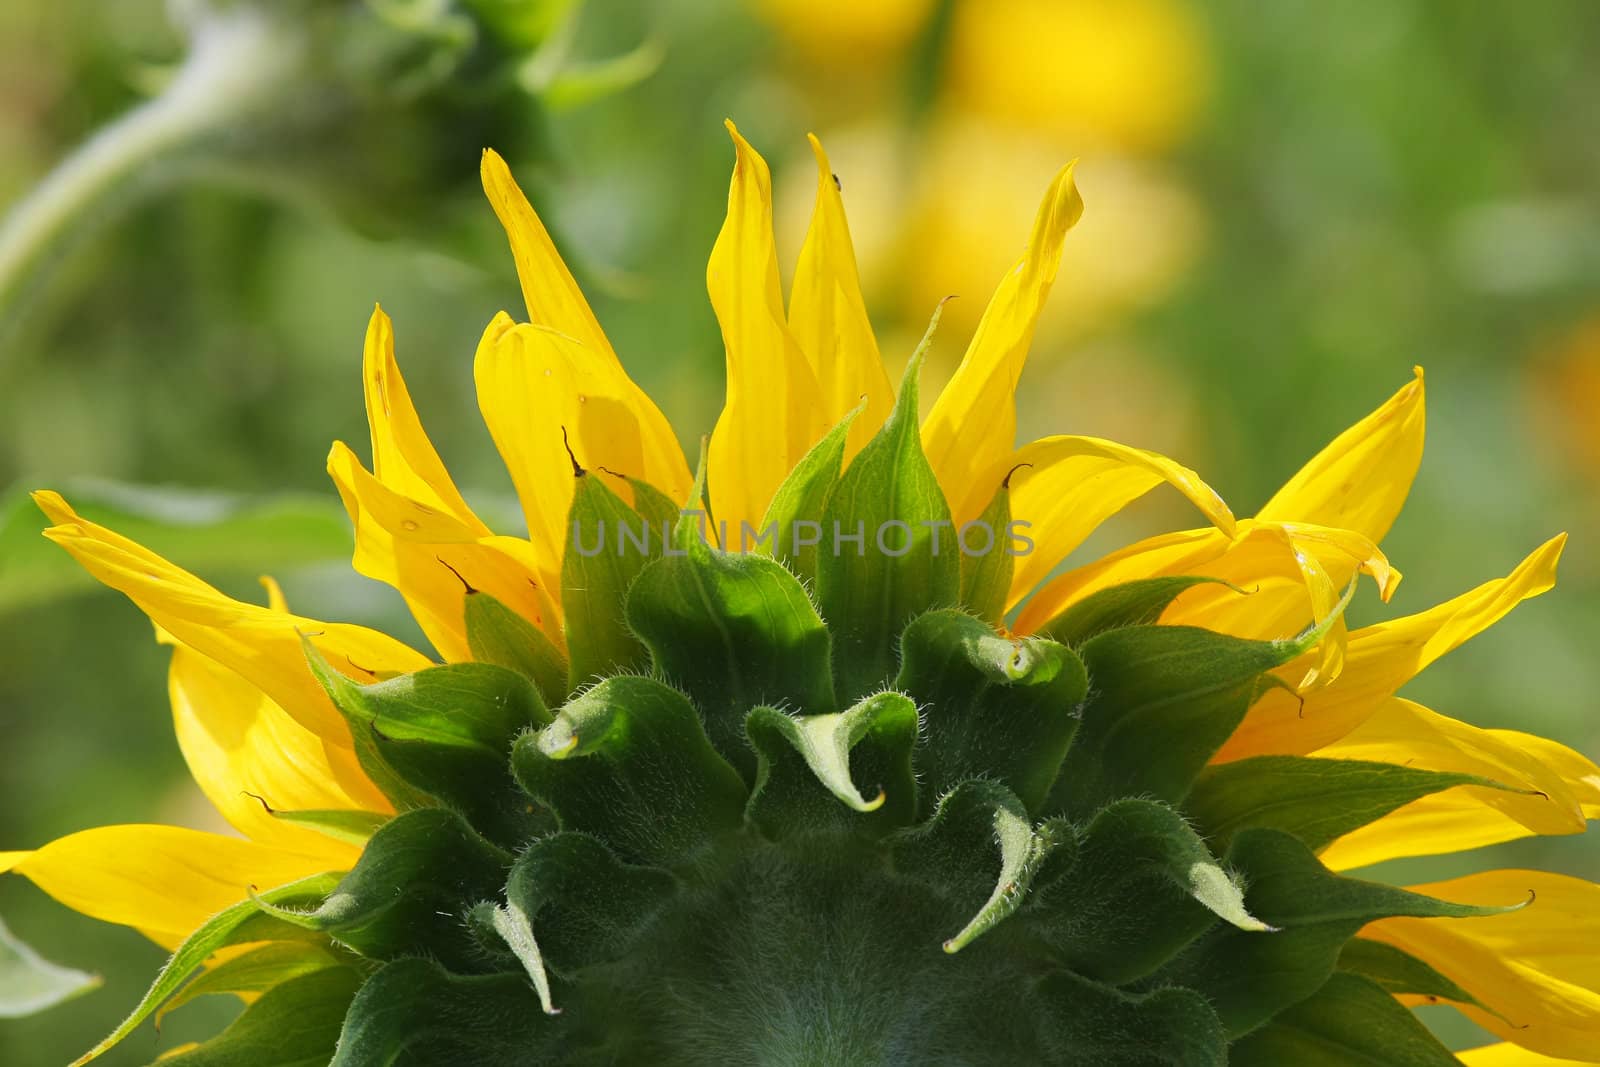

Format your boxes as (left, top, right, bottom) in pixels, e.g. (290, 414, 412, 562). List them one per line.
(562, 471, 663, 687)
(267, 808, 390, 847)
(628, 531, 836, 778)
(759, 403, 863, 580)
(155, 942, 345, 1026)
(1037, 969, 1228, 1067)
(745, 692, 919, 838)
(1050, 625, 1295, 817)
(817, 310, 960, 702)
(504, 833, 676, 976)
(958, 476, 1016, 625)
(307, 657, 549, 845)
(1335, 938, 1481, 1007)
(73, 874, 341, 1064)
(1030, 575, 1230, 646)
(511, 675, 747, 865)
(896, 609, 1085, 814)
(256, 809, 509, 972)
(1229, 972, 1461, 1066)
(1155, 829, 1518, 1036)
(158, 966, 361, 1067)
(1185, 755, 1507, 854)
(465, 588, 568, 708)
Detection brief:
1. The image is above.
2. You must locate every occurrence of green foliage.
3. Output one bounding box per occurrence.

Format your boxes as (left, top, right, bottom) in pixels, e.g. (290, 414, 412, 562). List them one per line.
(560, 472, 664, 687)
(158, 967, 361, 1067)
(0, 916, 100, 1018)
(1031, 576, 1230, 647)
(957, 478, 1015, 627)
(1336, 938, 1480, 1007)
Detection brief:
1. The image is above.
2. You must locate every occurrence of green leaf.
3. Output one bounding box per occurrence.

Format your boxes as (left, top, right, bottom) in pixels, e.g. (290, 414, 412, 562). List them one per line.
(758, 403, 862, 581)
(1026, 798, 1265, 986)
(158, 966, 361, 1067)
(1186, 755, 1506, 855)
(1155, 829, 1517, 1036)
(1030, 575, 1229, 647)
(256, 809, 509, 972)
(503, 832, 676, 977)
(817, 310, 960, 702)
(1049, 625, 1296, 818)
(745, 692, 920, 839)
(1336, 938, 1480, 1007)
(267, 809, 390, 848)
(957, 475, 1016, 626)
(465, 589, 568, 708)
(0, 480, 351, 614)
(157, 942, 346, 1025)
(73, 874, 340, 1064)
(302, 643, 437, 811)
(1229, 972, 1460, 1066)
(891, 780, 1063, 954)
(511, 675, 748, 866)
(561, 470, 663, 687)
(0, 916, 100, 1019)
(1037, 968, 1227, 1067)
(331, 957, 559, 1067)
(307, 652, 549, 846)
(894, 609, 1085, 814)
(627, 533, 836, 779)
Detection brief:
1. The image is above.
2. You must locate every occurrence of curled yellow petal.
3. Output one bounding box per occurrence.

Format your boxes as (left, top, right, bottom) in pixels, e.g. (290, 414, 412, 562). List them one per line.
(35, 492, 428, 808)
(1315, 697, 1597, 871)
(707, 121, 826, 531)
(327, 441, 561, 659)
(1216, 534, 1566, 761)
(480, 148, 616, 361)
(166, 621, 370, 869)
(1365, 870, 1600, 1061)
(987, 434, 1234, 613)
(789, 133, 894, 460)
(475, 318, 690, 582)
(922, 160, 1083, 511)
(360, 305, 478, 520)
(2, 826, 338, 947)
(1257, 367, 1425, 543)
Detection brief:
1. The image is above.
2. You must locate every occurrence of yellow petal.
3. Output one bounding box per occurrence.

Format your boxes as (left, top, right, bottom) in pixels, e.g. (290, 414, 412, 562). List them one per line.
(1314, 697, 1597, 870)
(984, 435, 1234, 612)
(36, 492, 428, 808)
(475, 319, 690, 578)
(1365, 870, 1600, 1061)
(360, 305, 479, 521)
(1215, 534, 1565, 761)
(2, 825, 338, 947)
(922, 160, 1083, 511)
(707, 122, 827, 531)
(1257, 367, 1425, 543)
(164, 620, 373, 869)
(1459, 1042, 1598, 1066)
(327, 441, 562, 659)
(788, 133, 895, 460)
(480, 148, 616, 361)
(1013, 526, 1229, 634)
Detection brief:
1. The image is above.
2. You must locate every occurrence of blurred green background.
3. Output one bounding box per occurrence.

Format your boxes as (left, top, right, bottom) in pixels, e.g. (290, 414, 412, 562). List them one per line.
(2, 0, 1598, 1061)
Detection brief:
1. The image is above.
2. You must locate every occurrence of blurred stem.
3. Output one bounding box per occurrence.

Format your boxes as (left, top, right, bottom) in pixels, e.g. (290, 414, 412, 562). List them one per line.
(0, 8, 301, 341)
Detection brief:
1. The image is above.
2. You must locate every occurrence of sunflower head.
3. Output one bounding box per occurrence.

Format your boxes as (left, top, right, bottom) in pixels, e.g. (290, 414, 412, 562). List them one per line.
(5, 124, 1596, 1066)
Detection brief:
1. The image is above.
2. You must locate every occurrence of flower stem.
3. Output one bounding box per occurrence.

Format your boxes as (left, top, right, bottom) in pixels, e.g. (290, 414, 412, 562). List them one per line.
(0, 9, 300, 338)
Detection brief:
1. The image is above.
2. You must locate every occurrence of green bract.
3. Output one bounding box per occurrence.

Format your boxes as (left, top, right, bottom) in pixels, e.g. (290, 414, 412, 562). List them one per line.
(89, 362, 1510, 1066)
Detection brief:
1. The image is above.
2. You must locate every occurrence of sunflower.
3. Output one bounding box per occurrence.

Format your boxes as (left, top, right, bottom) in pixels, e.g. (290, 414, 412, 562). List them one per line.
(4, 124, 1596, 1065)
